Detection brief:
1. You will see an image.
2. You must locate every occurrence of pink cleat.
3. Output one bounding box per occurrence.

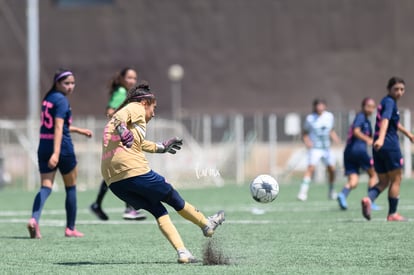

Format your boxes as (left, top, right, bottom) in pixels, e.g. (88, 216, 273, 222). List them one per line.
(27, 218, 42, 239)
(387, 213, 408, 222)
(65, 228, 84, 238)
(361, 197, 372, 221)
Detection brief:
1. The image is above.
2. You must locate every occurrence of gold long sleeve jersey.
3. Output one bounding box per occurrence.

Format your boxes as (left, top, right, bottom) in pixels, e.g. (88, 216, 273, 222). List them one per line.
(101, 102, 157, 185)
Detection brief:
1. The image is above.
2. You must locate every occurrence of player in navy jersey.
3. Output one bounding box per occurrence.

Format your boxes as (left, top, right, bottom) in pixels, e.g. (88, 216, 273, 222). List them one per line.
(361, 77, 414, 221)
(337, 98, 378, 210)
(27, 69, 93, 238)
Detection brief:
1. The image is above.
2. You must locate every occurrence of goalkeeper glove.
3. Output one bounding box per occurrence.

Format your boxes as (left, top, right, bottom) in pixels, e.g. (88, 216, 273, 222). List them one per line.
(156, 137, 183, 154)
(116, 124, 134, 148)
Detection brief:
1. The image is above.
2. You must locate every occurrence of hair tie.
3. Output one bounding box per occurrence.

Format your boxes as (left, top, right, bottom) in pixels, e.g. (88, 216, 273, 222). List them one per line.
(129, 94, 154, 101)
(55, 71, 73, 82)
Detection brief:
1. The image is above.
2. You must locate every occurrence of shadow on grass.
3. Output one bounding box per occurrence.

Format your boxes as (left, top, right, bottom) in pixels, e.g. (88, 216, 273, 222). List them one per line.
(0, 236, 32, 239)
(55, 261, 176, 266)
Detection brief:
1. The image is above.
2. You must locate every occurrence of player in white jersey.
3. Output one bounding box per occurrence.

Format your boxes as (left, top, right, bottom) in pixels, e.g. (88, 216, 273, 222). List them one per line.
(297, 99, 341, 201)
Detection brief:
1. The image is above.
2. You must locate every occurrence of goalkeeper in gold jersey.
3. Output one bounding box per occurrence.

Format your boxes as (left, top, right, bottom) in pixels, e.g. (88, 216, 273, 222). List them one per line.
(101, 82, 225, 263)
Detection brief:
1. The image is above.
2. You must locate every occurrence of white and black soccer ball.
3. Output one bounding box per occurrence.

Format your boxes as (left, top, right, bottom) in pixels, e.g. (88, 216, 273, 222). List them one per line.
(250, 174, 279, 203)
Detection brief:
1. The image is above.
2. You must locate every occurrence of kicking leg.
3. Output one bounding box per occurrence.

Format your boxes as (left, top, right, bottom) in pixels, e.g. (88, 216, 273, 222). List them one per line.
(162, 188, 225, 237)
(109, 182, 195, 263)
(327, 165, 337, 200)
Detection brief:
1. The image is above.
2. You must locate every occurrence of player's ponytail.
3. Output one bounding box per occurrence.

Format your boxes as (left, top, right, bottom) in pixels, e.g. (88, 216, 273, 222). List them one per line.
(43, 68, 73, 100)
(113, 80, 156, 114)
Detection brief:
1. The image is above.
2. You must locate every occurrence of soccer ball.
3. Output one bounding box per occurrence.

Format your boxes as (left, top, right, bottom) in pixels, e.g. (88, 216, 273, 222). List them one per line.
(250, 174, 279, 203)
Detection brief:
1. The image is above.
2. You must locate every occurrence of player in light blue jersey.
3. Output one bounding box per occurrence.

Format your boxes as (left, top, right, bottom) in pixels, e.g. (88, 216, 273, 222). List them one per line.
(297, 99, 340, 201)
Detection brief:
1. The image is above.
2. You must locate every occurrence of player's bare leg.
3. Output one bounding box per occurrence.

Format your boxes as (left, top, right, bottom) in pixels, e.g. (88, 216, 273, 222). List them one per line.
(62, 167, 84, 237)
(337, 174, 358, 210)
(367, 168, 377, 189)
(297, 165, 314, 201)
(327, 165, 337, 200)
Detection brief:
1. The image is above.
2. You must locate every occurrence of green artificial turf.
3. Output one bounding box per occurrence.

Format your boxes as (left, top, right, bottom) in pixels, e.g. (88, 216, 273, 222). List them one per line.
(1, 180, 414, 274)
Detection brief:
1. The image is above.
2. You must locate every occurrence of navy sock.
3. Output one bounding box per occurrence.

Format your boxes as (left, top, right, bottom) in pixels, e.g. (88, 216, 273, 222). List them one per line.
(65, 186, 77, 230)
(388, 197, 399, 215)
(341, 187, 351, 198)
(95, 180, 108, 206)
(367, 186, 381, 202)
(32, 186, 52, 222)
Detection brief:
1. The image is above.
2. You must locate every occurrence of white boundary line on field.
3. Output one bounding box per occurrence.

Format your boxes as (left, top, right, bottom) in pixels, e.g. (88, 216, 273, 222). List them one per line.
(0, 217, 412, 227)
(2, 204, 414, 217)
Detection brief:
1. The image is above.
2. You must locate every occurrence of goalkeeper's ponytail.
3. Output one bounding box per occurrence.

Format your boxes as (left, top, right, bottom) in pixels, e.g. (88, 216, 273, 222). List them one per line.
(114, 81, 156, 114)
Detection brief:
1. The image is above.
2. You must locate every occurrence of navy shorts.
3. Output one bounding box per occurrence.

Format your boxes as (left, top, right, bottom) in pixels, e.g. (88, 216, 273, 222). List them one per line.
(373, 148, 403, 174)
(38, 153, 77, 175)
(344, 148, 373, 175)
(109, 170, 174, 217)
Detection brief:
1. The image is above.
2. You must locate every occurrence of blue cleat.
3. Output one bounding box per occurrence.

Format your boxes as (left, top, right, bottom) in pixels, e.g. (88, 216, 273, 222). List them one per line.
(337, 192, 348, 210)
(371, 202, 382, 211)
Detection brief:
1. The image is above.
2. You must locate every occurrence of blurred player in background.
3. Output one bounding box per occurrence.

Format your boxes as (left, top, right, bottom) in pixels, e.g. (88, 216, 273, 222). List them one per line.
(90, 67, 147, 221)
(297, 99, 341, 201)
(101, 82, 225, 263)
(27, 69, 93, 238)
(362, 77, 414, 221)
(337, 98, 379, 210)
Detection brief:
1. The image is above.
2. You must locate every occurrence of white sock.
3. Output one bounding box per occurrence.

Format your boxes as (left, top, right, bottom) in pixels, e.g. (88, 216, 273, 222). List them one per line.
(301, 177, 311, 187)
